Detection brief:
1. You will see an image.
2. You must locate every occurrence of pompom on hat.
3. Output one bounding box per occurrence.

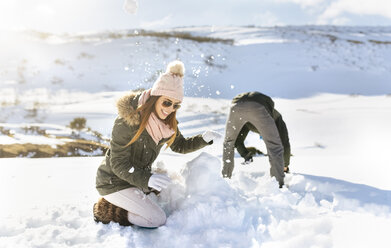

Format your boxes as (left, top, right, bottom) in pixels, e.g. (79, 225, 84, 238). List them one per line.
(151, 60, 185, 102)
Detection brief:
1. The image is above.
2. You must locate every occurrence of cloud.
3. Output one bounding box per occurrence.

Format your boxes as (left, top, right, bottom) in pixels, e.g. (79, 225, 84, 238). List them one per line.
(318, 0, 391, 24)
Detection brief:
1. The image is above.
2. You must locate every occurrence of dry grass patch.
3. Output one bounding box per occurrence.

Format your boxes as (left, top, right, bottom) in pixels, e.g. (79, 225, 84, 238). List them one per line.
(368, 39, 391, 45)
(0, 140, 108, 158)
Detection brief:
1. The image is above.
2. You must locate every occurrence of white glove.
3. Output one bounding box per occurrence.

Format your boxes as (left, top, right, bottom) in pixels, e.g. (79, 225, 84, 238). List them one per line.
(148, 174, 171, 191)
(202, 130, 222, 143)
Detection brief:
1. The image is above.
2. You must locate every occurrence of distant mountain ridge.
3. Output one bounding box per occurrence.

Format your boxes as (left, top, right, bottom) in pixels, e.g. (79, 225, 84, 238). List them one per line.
(1, 25, 391, 100)
(16, 25, 391, 45)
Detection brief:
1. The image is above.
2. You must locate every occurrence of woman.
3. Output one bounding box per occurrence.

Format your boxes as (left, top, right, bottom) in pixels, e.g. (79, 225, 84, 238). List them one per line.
(94, 61, 219, 228)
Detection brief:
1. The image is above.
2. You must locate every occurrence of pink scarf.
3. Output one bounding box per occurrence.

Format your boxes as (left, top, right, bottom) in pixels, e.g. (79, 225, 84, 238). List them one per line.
(138, 89, 175, 145)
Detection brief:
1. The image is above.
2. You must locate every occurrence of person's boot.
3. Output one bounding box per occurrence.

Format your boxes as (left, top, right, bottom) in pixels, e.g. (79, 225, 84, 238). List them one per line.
(93, 198, 132, 226)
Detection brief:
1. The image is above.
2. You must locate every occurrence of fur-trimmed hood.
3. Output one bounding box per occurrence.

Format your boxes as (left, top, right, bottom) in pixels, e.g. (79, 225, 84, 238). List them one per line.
(116, 91, 141, 126)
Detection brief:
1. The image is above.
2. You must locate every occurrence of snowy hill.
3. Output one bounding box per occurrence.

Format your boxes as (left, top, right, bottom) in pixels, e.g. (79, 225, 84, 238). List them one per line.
(1, 26, 391, 247)
(1, 25, 391, 100)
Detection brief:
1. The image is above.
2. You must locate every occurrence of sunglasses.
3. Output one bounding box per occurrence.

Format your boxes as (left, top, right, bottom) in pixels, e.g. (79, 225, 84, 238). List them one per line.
(162, 100, 181, 110)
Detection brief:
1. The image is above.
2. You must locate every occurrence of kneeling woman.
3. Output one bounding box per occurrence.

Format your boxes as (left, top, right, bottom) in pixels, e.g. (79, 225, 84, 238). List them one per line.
(94, 61, 217, 228)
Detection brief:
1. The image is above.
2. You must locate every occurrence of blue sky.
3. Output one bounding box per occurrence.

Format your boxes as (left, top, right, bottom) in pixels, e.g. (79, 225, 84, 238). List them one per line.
(1, 0, 391, 33)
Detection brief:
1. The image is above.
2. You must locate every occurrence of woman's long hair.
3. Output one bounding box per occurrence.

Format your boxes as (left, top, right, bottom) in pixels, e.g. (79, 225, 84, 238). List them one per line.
(126, 96, 178, 147)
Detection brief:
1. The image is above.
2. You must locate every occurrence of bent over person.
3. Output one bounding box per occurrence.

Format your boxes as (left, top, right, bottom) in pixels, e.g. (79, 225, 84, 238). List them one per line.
(222, 91, 291, 187)
(94, 61, 219, 228)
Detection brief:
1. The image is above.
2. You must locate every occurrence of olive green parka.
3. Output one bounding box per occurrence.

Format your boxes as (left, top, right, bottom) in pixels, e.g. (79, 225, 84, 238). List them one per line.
(96, 91, 211, 195)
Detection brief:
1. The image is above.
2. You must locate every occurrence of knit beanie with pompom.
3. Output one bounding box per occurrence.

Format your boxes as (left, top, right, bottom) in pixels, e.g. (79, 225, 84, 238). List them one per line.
(151, 60, 185, 102)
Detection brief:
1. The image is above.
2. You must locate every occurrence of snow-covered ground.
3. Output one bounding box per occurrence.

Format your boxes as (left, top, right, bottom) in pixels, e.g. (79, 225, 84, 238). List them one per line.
(1, 26, 391, 247)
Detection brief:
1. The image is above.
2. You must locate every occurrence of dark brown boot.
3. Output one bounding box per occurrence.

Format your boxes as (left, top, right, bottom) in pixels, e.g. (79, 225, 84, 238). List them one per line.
(93, 198, 132, 226)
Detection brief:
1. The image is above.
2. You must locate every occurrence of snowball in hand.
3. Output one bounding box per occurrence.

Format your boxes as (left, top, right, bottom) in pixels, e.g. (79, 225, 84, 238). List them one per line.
(123, 0, 138, 14)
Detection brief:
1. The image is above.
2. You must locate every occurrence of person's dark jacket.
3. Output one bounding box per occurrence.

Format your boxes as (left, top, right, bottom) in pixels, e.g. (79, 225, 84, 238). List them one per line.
(232, 91, 291, 166)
